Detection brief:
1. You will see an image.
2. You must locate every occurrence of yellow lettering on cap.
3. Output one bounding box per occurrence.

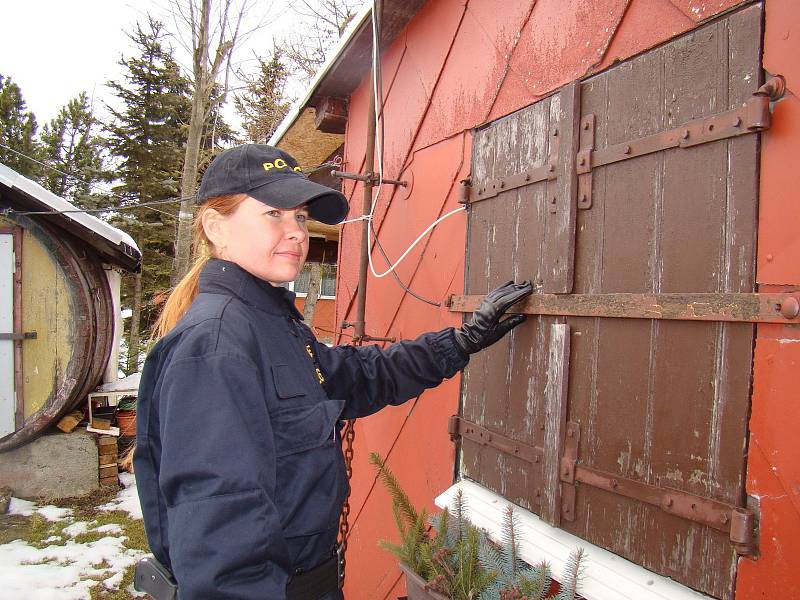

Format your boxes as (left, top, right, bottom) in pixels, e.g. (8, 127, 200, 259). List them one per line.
(274, 158, 287, 169)
(263, 161, 275, 171)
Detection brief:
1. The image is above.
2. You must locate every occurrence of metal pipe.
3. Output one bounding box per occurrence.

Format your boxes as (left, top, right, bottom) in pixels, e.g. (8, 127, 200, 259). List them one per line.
(353, 43, 378, 344)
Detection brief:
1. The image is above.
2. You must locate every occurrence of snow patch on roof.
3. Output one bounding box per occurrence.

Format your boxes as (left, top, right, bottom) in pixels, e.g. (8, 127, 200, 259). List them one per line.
(0, 162, 140, 256)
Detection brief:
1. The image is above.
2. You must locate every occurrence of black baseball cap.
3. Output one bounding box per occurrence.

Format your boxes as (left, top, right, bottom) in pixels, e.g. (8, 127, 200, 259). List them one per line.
(197, 144, 349, 225)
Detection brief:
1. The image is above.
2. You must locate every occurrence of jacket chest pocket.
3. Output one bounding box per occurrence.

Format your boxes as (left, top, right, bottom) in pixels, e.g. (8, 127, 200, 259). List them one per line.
(271, 363, 315, 401)
(271, 400, 344, 457)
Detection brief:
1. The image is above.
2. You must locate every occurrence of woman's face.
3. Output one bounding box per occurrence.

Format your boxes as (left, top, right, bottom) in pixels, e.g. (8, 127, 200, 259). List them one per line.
(204, 195, 310, 285)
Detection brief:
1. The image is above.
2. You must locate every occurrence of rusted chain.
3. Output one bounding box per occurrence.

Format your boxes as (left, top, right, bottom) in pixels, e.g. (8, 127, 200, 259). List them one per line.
(338, 418, 357, 586)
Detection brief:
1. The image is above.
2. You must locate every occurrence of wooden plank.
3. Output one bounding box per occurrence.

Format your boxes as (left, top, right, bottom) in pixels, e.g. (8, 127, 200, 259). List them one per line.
(98, 444, 118, 456)
(99, 465, 118, 479)
(99, 453, 117, 467)
(448, 292, 798, 324)
(541, 324, 570, 526)
(97, 435, 117, 447)
(542, 82, 580, 293)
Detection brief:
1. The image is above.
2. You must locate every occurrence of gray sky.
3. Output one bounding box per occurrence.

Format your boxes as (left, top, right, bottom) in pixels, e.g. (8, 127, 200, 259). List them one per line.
(0, 0, 315, 132)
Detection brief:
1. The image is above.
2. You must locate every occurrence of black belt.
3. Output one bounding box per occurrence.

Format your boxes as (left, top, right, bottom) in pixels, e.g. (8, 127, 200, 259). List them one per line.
(286, 546, 344, 600)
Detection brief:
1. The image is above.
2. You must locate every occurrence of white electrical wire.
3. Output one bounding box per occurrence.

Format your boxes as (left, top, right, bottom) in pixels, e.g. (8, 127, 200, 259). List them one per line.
(363, 0, 466, 279)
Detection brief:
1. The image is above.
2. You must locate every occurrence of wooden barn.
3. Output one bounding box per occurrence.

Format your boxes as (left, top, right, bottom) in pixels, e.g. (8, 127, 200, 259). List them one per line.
(271, 1, 798, 598)
(0, 162, 140, 452)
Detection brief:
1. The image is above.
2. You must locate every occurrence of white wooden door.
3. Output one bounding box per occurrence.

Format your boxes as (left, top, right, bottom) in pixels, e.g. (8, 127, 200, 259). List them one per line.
(0, 234, 15, 437)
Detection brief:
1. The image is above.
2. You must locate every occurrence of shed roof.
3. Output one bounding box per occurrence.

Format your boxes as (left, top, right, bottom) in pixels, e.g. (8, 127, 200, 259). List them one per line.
(269, 0, 427, 147)
(0, 162, 141, 271)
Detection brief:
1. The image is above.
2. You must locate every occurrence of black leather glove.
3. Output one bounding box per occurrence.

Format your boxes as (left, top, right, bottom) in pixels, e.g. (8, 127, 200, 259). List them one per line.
(453, 280, 533, 355)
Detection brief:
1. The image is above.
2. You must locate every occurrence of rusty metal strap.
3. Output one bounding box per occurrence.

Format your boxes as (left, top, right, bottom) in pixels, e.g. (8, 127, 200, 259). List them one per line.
(448, 415, 543, 465)
(577, 94, 771, 175)
(469, 162, 556, 204)
(447, 292, 800, 324)
(567, 464, 754, 551)
(560, 421, 756, 554)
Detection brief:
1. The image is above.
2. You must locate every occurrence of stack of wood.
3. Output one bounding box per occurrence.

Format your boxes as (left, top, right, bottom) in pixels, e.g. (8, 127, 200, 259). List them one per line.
(97, 435, 119, 487)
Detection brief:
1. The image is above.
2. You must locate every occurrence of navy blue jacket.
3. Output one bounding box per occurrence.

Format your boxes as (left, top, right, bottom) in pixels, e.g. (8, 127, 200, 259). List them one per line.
(134, 259, 468, 599)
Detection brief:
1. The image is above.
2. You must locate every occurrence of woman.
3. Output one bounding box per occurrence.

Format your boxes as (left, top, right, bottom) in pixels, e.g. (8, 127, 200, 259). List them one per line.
(134, 144, 532, 599)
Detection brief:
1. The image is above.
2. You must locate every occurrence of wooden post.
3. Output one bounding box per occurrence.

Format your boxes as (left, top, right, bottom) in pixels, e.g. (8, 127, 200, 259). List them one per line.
(542, 323, 571, 526)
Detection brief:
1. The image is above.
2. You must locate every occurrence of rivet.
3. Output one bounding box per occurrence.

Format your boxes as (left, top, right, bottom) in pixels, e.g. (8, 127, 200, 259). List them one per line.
(708, 123, 715, 132)
(732, 116, 742, 127)
(691, 503, 697, 510)
(720, 514, 729, 524)
(579, 157, 586, 166)
(580, 193, 588, 203)
(665, 498, 674, 508)
(535, 455, 540, 463)
(552, 129, 559, 137)
(623, 145, 632, 155)
(610, 479, 618, 489)
(779, 296, 800, 320)
(766, 253, 774, 262)
(681, 129, 690, 140)
(500, 181, 505, 189)
(583, 121, 590, 130)
(548, 163, 555, 172)
(563, 468, 570, 477)
(568, 429, 575, 438)
(551, 196, 558, 204)
(525, 173, 531, 182)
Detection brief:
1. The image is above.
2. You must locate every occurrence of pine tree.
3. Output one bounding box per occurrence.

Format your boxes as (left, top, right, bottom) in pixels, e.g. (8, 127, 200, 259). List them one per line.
(234, 48, 291, 143)
(106, 17, 192, 373)
(0, 74, 40, 178)
(39, 92, 106, 205)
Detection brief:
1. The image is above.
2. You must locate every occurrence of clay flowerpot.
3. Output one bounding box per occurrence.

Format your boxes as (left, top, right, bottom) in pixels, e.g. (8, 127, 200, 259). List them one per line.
(398, 563, 449, 600)
(115, 409, 137, 437)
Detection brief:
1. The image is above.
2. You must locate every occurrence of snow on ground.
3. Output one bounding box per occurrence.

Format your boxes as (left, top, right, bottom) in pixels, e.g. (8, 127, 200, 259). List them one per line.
(97, 473, 142, 520)
(1, 476, 146, 600)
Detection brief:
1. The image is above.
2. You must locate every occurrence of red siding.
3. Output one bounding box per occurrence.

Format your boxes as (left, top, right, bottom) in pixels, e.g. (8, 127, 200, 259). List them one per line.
(334, 1, 800, 597)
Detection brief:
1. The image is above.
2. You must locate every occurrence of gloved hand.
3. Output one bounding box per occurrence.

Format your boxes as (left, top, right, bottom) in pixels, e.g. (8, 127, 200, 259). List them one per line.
(453, 280, 533, 355)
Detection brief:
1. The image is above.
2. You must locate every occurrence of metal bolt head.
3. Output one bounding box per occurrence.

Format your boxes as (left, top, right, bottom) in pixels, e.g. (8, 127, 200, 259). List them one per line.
(583, 121, 590, 131)
(547, 163, 555, 172)
(500, 181, 505, 189)
(681, 129, 690, 140)
(732, 116, 742, 127)
(610, 479, 618, 489)
(623, 145, 632, 155)
(579, 157, 586, 166)
(780, 296, 800, 319)
(552, 129, 559, 137)
(568, 429, 575, 438)
(665, 498, 674, 508)
(721, 513, 730, 525)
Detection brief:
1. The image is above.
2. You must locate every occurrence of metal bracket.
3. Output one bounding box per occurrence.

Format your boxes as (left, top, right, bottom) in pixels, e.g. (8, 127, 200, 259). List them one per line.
(448, 415, 543, 466)
(331, 170, 407, 187)
(577, 114, 595, 209)
(0, 331, 36, 341)
(574, 78, 783, 176)
(470, 163, 555, 204)
(558, 422, 757, 555)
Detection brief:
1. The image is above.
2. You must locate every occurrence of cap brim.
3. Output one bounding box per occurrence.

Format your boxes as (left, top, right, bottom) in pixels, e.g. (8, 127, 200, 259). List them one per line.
(248, 176, 349, 225)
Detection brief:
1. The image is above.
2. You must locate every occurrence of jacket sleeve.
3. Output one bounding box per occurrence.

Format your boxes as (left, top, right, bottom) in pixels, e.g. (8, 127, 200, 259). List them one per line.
(157, 353, 290, 600)
(313, 327, 469, 419)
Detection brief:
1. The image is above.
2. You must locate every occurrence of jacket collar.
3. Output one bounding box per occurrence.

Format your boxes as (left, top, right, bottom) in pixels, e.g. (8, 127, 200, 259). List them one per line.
(199, 258, 304, 319)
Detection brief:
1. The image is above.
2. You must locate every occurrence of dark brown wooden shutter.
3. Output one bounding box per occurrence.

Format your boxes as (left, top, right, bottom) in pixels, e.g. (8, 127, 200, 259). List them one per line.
(453, 5, 775, 599)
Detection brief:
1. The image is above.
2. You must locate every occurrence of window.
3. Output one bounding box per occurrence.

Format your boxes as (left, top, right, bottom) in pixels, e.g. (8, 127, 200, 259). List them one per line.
(290, 262, 337, 298)
(452, 6, 763, 599)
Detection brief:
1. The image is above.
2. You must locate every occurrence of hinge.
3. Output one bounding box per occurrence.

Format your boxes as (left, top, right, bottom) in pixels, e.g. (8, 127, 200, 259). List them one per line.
(0, 331, 36, 341)
(558, 419, 758, 555)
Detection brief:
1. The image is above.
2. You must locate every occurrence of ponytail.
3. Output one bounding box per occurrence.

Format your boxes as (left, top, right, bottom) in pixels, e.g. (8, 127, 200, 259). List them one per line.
(151, 194, 247, 340)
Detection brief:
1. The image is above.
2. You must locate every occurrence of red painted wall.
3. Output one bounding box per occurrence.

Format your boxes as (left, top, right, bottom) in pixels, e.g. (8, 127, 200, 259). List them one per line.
(334, 1, 799, 598)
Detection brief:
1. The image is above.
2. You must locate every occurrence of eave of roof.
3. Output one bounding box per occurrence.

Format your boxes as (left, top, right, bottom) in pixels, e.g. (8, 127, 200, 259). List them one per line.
(0, 162, 142, 272)
(269, 0, 427, 147)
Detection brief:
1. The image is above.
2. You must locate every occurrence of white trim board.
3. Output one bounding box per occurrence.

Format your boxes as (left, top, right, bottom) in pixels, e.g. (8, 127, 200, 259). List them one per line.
(435, 480, 713, 600)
